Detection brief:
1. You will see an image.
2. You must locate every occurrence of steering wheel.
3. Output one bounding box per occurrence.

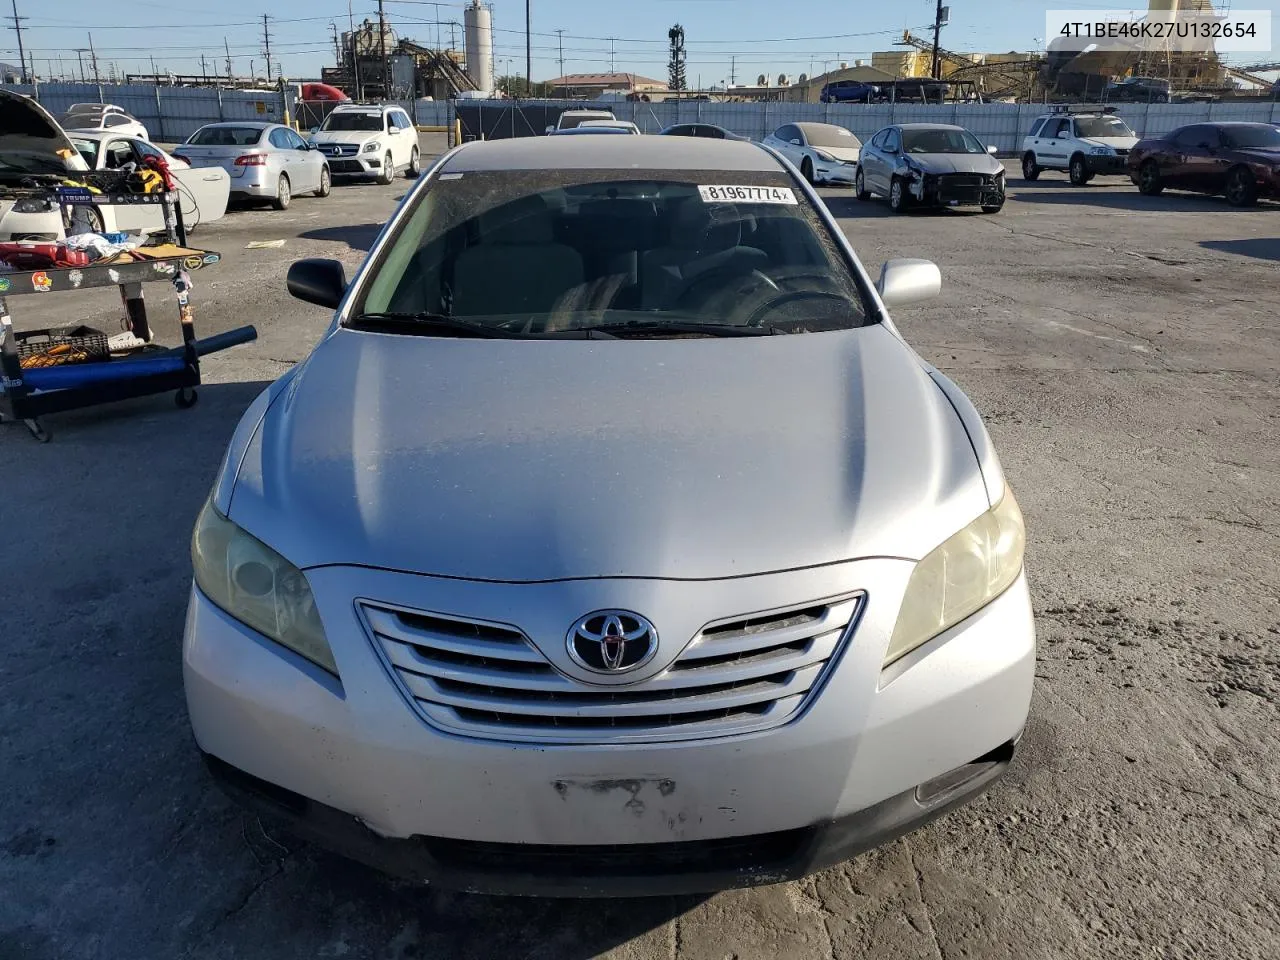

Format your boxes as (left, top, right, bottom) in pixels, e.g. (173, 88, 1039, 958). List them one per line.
(673, 267, 779, 312)
(738, 290, 854, 328)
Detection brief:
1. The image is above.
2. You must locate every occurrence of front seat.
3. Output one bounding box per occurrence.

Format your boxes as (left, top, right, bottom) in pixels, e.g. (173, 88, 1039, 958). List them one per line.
(451, 198, 584, 318)
(640, 200, 767, 310)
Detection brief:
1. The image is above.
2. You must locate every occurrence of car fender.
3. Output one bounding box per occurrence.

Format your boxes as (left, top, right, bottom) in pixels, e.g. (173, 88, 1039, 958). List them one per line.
(925, 369, 1007, 507)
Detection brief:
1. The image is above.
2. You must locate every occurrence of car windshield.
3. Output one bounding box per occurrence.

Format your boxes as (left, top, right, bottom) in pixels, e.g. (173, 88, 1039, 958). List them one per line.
(320, 112, 383, 132)
(1221, 126, 1280, 149)
(800, 125, 860, 148)
(902, 129, 986, 154)
(188, 126, 265, 146)
(355, 168, 870, 337)
(560, 114, 613, 129)
(1076, 116, 1134, 138)
(69, 138, 98, 166)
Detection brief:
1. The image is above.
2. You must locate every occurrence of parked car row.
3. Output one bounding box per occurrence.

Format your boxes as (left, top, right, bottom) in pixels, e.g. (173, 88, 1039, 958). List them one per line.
(1021, 106, 1280, 207)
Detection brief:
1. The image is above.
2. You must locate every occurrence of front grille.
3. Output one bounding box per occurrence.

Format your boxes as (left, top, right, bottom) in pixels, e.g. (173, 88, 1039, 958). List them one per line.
(329, 159, 364, 173)
(423, 827, 813, 878)
(1114, 148, 1130, 156)
(321, 144, 359, 157)
(938, 174, 985, 188)
(360, 593, 863, 745)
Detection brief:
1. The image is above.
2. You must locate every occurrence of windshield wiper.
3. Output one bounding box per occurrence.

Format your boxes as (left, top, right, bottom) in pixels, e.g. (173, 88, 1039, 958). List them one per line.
(579, 320, 776, 338)
(347, 312, 620, 340)
(347, 312, 530, 339)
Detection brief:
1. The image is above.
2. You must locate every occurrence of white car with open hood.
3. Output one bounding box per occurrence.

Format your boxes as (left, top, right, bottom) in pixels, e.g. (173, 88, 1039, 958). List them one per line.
(0, 91, 228, 239)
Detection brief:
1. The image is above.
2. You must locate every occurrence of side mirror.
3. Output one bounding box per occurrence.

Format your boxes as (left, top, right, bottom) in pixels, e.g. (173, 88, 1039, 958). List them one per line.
(789, 138, 802, 145)
(287, 258, 347, 310)
(987, 144, 999, 155)
(877, 258, 942, 309)
(309, 126, 319, 134)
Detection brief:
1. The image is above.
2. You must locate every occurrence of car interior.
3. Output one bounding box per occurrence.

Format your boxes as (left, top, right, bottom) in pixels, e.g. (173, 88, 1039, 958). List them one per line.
(375, 183, 861, 329)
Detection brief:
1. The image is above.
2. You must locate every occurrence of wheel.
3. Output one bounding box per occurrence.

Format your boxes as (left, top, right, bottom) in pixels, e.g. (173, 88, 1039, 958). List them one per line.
(981, 203, 1004, 214)
(175, 387, 198, 409)
(24, 418, 50, 442)
(378, 152, 395, 185)
(1021, 153, 1041, 181)
(800, 157, 815, 186)
(1069, 154, 1093, 186)
(64, 204, 105, 234)
(1225, 166, 1258, 207)
(854, 168, 871, 201)
(405, 147, 421, 179)
(272, 174, 291, 210)
(1137, 160, 1164, 196)
(888, 177, 911, 214)
(314, 166, 331, 198)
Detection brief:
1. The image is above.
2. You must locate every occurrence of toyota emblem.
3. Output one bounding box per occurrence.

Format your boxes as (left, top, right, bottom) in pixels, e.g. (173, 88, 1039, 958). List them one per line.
(567, 611, 658, 675)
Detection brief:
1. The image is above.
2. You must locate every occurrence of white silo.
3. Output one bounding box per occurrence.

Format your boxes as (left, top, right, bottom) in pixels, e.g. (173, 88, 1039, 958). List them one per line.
(464, 1, 495, 95)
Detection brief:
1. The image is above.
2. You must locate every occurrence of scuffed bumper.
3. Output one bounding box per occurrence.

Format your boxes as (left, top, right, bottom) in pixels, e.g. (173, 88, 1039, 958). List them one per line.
(183, 561, 1036, 894)
(816, 161, 859, 185)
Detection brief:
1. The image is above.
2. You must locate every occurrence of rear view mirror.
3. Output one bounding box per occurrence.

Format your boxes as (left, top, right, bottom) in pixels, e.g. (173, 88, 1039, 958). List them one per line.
(287, 258, 347, 310)
(877, 258, 942, 309)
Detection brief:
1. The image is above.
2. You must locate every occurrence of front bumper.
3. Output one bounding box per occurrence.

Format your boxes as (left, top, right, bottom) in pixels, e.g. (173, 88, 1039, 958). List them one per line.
(911, 174, 1006, 208)
(1085, 154, 1128, 175)
(815, 160, 859, 184)
(184, 561, 1036, 894)
(323, 154, 382, 176)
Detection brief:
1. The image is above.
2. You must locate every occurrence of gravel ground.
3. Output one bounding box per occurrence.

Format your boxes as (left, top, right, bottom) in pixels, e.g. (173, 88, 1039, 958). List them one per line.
(1, 141, 1277, 960)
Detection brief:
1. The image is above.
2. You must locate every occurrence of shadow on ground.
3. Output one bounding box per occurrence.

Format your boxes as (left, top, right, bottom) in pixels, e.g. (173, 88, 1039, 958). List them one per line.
(299, 223, 383, 252)
(1200, 238, 1280, 262)
(1011, 183, 1269, 213)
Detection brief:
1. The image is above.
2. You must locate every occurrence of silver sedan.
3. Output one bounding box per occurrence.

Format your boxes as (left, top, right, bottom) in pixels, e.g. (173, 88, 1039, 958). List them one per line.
(174, 122, 330, 210)
(185, 135, 1034, 897)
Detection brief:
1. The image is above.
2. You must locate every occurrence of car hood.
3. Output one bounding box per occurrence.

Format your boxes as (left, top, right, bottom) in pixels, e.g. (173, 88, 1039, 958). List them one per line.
(1080, 136, 1139, 150)
(816, 145, 861, 162)
(0, 90, 89, 173)
(228, 325, 991, 581)
(907, 153, 1003, 175)
(313, 130, 381, 146)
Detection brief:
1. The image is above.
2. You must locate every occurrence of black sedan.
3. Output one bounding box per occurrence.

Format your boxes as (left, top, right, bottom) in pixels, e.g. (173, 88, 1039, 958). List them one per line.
(856, 123, 1006, 214)
(1128, 122, 1280, 207)
(658, 123, 749, 141)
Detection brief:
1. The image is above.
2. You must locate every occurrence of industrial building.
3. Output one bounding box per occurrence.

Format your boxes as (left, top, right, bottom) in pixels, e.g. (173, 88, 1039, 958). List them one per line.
(547, 73, 669, 99)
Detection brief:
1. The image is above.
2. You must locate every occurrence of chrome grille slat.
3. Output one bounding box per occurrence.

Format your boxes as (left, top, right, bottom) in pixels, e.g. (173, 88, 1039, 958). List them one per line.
(361, 593, 862, 744)
(680, 598, 858, 660)
(366, 607, 546, 663)
(408, 664, 823, 719)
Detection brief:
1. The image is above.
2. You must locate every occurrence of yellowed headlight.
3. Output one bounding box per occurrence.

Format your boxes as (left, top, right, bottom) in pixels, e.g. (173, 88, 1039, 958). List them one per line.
(885, 490, 1026, 666)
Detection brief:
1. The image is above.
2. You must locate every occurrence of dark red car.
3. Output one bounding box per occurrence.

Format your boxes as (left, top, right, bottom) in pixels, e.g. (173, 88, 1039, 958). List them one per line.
(1128, 122, 1280, 207)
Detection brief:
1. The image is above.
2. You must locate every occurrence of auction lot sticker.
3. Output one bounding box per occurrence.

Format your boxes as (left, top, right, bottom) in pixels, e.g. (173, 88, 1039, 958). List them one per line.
(699, 185, 798, 205)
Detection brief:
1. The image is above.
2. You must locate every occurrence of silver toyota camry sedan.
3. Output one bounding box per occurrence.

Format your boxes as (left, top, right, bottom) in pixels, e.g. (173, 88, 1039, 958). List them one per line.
(184, 136, 1035, 897)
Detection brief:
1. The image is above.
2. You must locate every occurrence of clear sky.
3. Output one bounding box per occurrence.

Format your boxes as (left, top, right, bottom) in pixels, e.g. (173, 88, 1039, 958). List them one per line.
(3, 0, 1277, 83)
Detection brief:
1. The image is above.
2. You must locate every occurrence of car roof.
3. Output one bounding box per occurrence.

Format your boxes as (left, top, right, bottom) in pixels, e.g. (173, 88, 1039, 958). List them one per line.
(550, 127, 635, 135)
(443, 136, 782, 173)
(795, 122, 851, 132)
(197, 121, 275, 129)
(331, 103, 394, 112)
(893, 123, 966, 131)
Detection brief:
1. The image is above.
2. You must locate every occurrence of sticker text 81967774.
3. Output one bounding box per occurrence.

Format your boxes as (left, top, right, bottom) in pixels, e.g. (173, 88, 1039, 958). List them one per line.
(698, 185, 798, 205)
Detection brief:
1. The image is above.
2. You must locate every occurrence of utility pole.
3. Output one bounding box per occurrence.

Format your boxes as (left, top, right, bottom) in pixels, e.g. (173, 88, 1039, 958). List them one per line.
(555, 28, 564, 78)
(730, 54, 736, 86)
(224, 36, 233, 81)
(6, 0, 28, 84)
(610, 37, 616, 74)
(931, 0, 946, 80)
(524, 0, 531, 95)
(149, 55, 157, 79)
(262, 14, 273, 82)
(331, 22, 341, 65)
(449, 20, 457, 52)
(87, 31, 99, 83)
(200, 53, 207, 81)
(377, 0, 388, 98)
(74, 49, 84, 82)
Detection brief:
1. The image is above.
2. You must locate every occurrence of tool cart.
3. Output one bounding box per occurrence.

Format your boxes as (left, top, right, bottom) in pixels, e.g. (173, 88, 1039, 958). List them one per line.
(0, 181, 257, 442)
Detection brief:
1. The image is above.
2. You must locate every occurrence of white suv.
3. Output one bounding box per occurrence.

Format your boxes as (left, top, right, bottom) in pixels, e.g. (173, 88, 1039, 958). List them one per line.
(312, 104, 420, 183)
(1021, 108, 1139, 185)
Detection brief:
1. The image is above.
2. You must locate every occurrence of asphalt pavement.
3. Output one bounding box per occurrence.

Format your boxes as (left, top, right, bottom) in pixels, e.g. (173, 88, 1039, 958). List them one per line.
(1, 138, 1277, 960)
